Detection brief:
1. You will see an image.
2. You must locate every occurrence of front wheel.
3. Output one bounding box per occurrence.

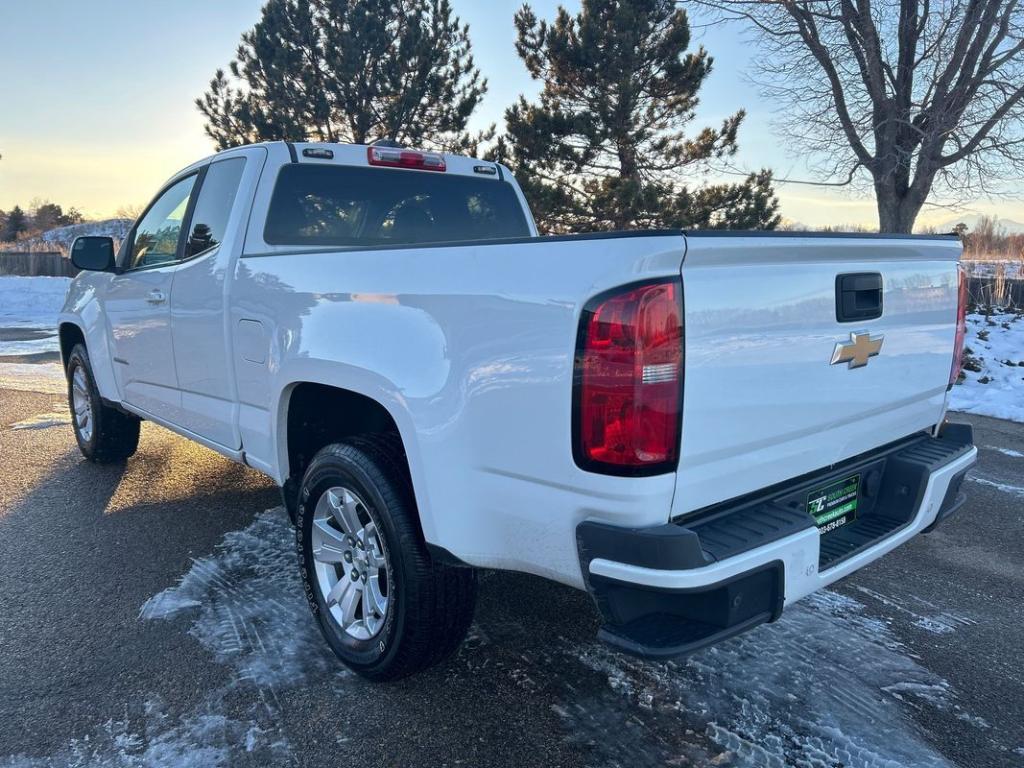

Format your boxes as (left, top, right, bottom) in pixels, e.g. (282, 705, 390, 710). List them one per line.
(297, 438, 477, 681)
(66, 344, 140, 463)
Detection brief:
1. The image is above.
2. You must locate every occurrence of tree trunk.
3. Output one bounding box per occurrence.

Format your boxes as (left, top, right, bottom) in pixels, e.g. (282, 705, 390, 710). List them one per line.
(875, 185, 924, 234)
(612, 142, 640, 230)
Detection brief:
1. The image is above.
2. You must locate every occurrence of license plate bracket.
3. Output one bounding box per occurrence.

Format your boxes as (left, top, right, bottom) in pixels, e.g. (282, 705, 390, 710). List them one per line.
(807, 474, 860, 534)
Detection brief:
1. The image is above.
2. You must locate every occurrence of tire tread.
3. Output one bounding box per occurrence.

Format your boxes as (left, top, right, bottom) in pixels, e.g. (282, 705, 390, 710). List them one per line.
(68, 344, 140, 463)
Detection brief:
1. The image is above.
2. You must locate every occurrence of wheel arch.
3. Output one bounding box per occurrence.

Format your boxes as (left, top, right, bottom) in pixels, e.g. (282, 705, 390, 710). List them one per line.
(277, 378, 435, 542)
(58, 321, 86, 369)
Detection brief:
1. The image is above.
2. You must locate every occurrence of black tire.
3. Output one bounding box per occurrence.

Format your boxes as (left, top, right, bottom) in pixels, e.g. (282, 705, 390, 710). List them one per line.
(281, 480, 300, 526)
(66, 344, 140, 463)
(297, 436, 477, 681)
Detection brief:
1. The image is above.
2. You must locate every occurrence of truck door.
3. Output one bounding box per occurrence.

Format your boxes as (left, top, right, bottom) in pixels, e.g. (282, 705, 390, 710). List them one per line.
(106, 174, 197, 420)
(168, 156, 249, 449)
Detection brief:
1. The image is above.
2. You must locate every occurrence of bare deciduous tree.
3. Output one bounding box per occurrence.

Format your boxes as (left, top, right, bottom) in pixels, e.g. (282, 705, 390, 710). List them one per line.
(695, 0, 1024, 232)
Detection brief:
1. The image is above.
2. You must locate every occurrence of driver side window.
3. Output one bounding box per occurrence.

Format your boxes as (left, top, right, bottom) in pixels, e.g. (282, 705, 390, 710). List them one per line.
(127, 175, 197, 270)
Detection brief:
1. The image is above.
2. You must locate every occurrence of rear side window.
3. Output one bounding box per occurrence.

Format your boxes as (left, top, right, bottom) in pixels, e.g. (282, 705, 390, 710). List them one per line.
(185, 157, 246, 259)
(264, 164, 531, 247)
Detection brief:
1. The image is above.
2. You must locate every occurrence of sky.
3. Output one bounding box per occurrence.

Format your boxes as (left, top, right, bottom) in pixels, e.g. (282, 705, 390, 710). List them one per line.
(1, 0, 1022, 229)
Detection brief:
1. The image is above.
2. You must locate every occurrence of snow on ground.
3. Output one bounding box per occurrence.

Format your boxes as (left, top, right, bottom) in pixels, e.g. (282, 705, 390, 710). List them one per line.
(140, 509, 343, 691)
(38, 219, 131, 251)
(969, 476, 1024, 499)
(0, 276, 71, 328)
(2, 509, 323, 767)
(948, 309, 1024, 423)
(0, 362, 66, 395)
(962, 260, 1023, 279)
(0, 700, 268, 768)
(987, 445, 1024, 457)
(567, 589, 970, 768)
(0, 276, 71, 359)
(8, 507, 987, 767)
(7, 404, 70, 431)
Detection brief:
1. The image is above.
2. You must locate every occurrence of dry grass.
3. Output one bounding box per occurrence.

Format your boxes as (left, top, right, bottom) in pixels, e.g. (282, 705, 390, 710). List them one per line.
(960, 216, 1024, 262)
(0, 240, 69, 257)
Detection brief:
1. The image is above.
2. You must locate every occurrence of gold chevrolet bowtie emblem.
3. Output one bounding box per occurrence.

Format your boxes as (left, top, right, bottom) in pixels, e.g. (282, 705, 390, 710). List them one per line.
(830, 332, 884, 369)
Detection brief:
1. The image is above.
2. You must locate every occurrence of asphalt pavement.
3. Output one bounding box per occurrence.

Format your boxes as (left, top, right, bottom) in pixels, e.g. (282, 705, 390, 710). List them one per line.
(1, 382, 1022, 768)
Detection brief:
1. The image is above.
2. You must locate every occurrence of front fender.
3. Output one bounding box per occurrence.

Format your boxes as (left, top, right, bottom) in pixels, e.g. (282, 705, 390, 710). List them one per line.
(59, 272, 118, 401)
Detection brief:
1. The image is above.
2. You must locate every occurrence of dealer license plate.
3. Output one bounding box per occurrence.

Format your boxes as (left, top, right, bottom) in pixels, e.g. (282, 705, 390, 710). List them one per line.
(807, 474, 860, 534)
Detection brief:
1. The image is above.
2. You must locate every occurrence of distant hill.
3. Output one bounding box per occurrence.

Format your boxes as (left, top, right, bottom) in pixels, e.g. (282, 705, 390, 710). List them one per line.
(39, 219, 133, 251)
(935, 214, 1024, 234)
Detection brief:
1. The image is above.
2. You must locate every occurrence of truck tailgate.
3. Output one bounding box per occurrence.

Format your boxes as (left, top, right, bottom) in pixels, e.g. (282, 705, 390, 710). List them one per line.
(673, 235, 961, 518)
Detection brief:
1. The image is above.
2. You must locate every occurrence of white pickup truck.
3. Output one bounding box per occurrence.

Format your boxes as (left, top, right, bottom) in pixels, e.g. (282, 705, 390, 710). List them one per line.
(61, 141, 977, 680)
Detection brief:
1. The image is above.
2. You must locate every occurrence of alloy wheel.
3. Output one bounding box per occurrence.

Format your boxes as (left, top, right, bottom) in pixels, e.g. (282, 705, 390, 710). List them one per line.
(311, 486, 390, 639)
(71, 365, 94, 443)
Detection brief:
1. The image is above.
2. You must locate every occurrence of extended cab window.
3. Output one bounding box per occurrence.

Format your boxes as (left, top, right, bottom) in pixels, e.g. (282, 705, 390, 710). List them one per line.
(128, 175, 197, 269)
(184, 158, 246, 259)
(264, 164, 531, 247)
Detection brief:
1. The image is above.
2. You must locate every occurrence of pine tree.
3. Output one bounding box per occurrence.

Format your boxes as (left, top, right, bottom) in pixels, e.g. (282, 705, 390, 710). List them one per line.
(501, 0, 779, 233)
(2, 206, 27, 242)
(198, 0, 489, 152)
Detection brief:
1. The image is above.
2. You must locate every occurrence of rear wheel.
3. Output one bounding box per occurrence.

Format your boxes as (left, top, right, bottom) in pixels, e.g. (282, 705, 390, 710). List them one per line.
(66, 344, 140, 463)
(297, 438, 477, 681)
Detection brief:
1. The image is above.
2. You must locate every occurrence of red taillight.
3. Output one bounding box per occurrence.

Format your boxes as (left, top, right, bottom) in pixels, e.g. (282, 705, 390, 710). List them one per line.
(949, 263, 968, 388)
(367, 146, 446, 172)
(573, 279, 683, 475)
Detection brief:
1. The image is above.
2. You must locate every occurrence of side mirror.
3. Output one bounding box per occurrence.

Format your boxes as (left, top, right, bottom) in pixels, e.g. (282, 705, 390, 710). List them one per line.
(70, 236, 116, 272)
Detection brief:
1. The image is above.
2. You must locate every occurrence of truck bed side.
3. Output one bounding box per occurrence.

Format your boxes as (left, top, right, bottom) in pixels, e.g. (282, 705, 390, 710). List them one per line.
(231, 232, 687, 587)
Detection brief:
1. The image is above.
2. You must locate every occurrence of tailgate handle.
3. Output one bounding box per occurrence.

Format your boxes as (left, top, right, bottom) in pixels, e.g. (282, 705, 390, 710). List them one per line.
(835, 273, 882, 322)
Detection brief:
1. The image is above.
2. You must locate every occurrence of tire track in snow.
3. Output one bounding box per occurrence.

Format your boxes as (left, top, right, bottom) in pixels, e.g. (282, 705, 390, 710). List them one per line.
(969, 475, 1024, 498)
(0, 506, 995, 767)
(555, 590, 987, 767)
(1, 508, 336, 767)
(984, 445, 1024, 458)
(0, 697, 285, 768)
(852, 585, 977, 635)
(139, 508, 346, 731)
(4, 403, 69, 431)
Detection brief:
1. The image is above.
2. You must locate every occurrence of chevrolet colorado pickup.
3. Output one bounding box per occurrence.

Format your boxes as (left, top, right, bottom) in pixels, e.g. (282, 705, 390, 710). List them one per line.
(61, 141, 977, 680)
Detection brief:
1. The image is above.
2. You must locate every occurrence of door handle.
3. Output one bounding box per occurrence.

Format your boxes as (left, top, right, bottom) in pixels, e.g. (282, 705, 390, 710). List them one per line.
(147, 290, 166, 304)
(835, 273, 882, 322)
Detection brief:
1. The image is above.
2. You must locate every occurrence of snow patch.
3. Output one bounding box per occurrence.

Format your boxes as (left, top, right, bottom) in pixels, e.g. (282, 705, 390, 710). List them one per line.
(0, 276, 71, 329)
(0, 698, 286, 768)
(564, 589, 981, 768)
(0, 362, 67, 394)
(853, 585, 976, 636)
(949, 310, 1024, 423)
(0, 330, 61, 358)
(139, 508, 339, 689)
(986, 445, 1024, 458)
(7, 405, 70, 431)
(969, 475, 1024, 498)
(962, 260, 1024, 279)
(5, 508, 335, 767)
(39, 219, 132, 250)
